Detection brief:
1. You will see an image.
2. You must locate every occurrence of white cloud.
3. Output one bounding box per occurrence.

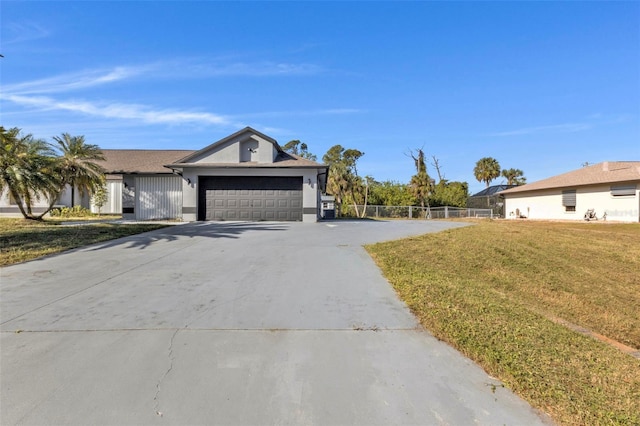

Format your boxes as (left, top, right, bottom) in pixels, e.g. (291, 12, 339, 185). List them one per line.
(4, 57, 324, 96)
(3, 66, 151, 95)
(0, 59, 341, 130)
(2, 94, 232, 126)
(182, 61, 323, 77)
(2, 21, 50, 45)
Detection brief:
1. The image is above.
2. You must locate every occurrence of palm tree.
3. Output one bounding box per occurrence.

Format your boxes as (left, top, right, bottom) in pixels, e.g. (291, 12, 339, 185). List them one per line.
(53, 133, 106, 207)
(474, 157, 501, 188)
(501, 168, 526, 186)
(0, 127, 60, 219)
(323, 145, 365, 217)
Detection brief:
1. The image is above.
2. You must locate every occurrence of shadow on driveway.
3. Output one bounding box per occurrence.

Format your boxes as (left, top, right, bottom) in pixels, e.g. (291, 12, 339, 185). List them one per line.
(86, 221, 289, 251)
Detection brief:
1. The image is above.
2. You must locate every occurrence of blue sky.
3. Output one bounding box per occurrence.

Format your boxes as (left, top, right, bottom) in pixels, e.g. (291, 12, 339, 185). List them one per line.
(2, 1, 638, 195)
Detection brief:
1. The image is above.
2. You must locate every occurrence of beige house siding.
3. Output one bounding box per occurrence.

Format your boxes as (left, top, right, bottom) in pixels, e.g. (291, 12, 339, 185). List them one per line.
(504, 183, 640, 222)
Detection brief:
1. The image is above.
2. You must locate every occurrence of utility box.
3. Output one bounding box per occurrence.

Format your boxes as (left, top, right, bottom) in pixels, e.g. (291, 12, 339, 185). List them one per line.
(321, 195, 335, 219)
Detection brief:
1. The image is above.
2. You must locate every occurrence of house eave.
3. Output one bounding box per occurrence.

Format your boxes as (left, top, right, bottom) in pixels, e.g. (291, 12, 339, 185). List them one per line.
(501, 178, 640, 196)
(164, 163, 327, 170)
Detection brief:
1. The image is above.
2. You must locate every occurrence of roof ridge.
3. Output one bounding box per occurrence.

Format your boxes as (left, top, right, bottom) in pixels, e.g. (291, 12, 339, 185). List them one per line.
(501, 161, 640, 195)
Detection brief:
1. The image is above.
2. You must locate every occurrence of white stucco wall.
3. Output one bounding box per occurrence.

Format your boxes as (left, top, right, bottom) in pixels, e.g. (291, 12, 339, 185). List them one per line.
(192, 139, 239, 163)
(180, 168, 321, 222)
(504, 183, 640, 222)
(190, 134, 278, 164)
(254, 135, 279, 164)
(90, 179, 123, 214)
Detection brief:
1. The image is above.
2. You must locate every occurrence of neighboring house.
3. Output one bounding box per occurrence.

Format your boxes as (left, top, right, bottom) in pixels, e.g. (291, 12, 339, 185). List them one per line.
(0, 127, 329, 222)
(467, 184, 516, 217)
(500, 161, 640, 223)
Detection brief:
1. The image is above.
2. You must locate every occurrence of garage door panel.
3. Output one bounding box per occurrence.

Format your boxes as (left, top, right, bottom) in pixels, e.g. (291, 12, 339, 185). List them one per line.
(199, 176, 303, 221)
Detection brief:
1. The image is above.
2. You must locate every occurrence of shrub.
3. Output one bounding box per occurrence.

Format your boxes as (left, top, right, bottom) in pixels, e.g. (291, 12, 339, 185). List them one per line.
(50, 205, 93, 218)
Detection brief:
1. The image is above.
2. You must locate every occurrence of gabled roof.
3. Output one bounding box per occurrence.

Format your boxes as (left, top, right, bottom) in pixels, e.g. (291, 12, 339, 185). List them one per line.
(470, 184, 516, 197)
(97, 127, 327, 173)
(99, 150, 195, 174)
(172, 126, 281, 164)
(166, 151, 326, 169)
(501, 161, 640, 195)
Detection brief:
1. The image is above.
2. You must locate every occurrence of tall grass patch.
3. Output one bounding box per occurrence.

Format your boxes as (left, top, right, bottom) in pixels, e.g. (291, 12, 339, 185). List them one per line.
(366, 220, 640, 425)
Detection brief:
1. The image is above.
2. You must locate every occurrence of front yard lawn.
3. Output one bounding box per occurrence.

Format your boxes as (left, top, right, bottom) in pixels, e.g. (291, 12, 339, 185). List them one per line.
(0, 218, 169, 267)
(366, 220, 640, 426)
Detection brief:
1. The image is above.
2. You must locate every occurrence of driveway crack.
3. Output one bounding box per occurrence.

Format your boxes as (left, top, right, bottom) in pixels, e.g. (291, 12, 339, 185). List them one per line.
(153, 328, 180, 417)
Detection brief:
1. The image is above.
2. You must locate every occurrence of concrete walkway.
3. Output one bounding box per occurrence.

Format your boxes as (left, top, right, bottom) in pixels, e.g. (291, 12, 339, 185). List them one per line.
(1, 220, 552, 425)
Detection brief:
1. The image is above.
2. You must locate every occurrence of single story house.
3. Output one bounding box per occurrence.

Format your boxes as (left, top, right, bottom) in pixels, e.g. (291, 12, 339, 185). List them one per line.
(1, 127, 329, 222)
(500, 161, 640, 222)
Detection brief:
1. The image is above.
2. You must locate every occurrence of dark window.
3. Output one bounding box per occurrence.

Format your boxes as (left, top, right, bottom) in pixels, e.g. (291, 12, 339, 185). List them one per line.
(562, 189, 576, 212)
(610, 184, 636, 197)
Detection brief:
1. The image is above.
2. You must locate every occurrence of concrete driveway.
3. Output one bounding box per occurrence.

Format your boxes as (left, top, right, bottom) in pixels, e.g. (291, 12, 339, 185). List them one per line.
(1, 220, 551, 425)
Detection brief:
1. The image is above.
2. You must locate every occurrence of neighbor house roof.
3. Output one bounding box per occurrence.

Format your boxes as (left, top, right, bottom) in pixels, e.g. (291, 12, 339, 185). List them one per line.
(99, 150, 195, 174)
(470, 184, 516, 197)
(500, 161, 640, 195)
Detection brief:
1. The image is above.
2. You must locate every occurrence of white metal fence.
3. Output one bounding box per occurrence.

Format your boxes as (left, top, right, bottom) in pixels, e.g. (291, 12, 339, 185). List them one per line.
(339, 205, 494, 219)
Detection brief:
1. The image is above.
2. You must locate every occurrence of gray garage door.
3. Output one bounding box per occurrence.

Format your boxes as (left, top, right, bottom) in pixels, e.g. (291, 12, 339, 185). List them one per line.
(198, 176, 302, 221)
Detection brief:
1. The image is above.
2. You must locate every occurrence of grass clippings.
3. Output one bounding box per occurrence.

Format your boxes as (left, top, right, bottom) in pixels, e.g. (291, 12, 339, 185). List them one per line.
(0, 218, 169, 266)
(366, 220, 640, 426)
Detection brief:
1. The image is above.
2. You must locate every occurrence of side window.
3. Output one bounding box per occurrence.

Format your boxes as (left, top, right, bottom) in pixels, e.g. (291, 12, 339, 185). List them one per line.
(610, 185, 636, 197)
(562, 189, 576, 212)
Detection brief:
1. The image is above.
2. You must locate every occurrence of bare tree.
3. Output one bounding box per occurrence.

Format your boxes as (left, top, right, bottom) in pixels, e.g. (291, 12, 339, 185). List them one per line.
(431, 156, 445, 183)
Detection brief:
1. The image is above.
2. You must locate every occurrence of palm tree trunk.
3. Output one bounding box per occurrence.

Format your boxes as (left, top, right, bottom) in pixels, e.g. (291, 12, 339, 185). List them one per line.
(9, 188, 33, 220)
(360, 184, 369, 218)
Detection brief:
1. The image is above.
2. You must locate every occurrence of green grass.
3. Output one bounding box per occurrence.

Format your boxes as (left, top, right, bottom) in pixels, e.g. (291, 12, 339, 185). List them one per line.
(366, 220, 640, 426)
(0, 218, 169, 266)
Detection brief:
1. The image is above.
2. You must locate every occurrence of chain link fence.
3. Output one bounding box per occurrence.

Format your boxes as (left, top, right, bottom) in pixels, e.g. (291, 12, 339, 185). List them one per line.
(339, 205, 494, 219)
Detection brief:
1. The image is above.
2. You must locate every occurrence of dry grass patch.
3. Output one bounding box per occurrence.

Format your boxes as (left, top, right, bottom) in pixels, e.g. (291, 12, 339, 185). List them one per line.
(366, 220, 640, 425)
(0, 218, 169, 266)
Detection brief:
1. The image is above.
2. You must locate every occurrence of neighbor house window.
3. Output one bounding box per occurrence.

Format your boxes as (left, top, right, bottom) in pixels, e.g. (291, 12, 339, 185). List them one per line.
(610, 184, 636, 197)
(562, 189, 576, 212)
